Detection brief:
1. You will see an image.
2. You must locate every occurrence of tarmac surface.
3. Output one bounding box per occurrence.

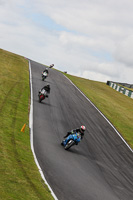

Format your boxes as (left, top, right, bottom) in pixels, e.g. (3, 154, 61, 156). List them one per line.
(30, 60, 133, 200)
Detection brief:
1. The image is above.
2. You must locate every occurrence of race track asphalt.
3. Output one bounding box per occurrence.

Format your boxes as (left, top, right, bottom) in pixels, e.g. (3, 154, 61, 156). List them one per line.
(30, 60, 133, 200)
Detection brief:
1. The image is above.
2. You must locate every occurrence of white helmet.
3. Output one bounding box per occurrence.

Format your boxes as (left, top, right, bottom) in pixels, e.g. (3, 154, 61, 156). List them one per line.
(80, 125, 86, 133)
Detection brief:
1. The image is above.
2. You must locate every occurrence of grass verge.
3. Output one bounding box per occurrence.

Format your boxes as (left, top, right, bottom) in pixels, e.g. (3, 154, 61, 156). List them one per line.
(63, 73, 133, 149)
(0, 49, 54, 200)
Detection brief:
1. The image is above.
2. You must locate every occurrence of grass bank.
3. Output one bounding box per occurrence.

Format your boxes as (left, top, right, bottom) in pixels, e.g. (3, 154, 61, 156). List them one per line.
(63, 73, 133, 150)
(0, 49, 54, 200)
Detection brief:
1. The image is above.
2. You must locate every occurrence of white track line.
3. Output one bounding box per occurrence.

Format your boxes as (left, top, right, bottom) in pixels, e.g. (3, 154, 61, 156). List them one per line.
(64, 75, 133, 153)
(29, 60, 58, 200)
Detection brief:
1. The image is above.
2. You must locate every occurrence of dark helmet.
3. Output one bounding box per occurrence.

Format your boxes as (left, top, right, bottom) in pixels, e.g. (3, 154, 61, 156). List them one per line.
(80, 125, 86, 134)
(46, 84, 50, 88)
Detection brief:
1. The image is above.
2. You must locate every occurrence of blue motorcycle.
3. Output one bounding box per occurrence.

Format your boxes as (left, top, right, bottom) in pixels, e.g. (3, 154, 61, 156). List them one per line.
(61, 132, 81, 150)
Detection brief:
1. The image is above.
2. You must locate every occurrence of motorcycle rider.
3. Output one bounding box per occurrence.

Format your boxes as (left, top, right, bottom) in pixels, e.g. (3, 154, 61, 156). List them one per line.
(42, 68, 49, 74)
(42, 68, 49, 81)
(38, 84, 50, 97)
(64, 125, 86, 140)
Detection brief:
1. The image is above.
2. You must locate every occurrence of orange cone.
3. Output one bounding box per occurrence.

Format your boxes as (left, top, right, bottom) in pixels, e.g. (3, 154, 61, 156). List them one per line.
(21, 123, 26, 132)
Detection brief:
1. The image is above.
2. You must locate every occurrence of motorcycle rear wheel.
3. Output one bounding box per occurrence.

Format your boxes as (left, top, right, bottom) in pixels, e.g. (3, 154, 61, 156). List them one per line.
(39, 96, 44, 103)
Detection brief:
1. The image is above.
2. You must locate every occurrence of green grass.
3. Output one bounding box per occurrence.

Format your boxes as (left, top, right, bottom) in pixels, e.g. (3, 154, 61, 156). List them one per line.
(63, 73, 133, 149)
(0, 49, 54, 200)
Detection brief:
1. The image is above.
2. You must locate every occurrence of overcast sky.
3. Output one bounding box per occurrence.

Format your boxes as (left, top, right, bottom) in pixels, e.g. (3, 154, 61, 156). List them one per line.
(0, 0, 133, 83)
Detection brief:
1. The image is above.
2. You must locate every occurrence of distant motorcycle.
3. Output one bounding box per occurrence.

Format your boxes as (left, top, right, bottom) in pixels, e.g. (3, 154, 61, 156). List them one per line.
(61, 132, 81, 150)
(42, 71, 48, 81)
(38, 89, 48, 103)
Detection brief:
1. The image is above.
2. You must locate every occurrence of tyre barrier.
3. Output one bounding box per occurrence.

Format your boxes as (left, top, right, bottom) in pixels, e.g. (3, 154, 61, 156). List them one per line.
(107, 81, 133, 99)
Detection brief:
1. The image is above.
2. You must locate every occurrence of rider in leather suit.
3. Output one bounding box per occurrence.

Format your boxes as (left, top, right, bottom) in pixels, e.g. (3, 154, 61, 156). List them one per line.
(64, 125, 86, 140)
(38, 84, 50, 97)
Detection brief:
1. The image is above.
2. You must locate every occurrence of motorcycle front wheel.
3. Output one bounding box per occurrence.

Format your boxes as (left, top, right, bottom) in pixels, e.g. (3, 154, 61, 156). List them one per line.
(64, 140, 75, 150)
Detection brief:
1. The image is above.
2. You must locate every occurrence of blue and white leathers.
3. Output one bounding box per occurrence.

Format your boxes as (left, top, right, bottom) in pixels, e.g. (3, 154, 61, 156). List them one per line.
(63, 132, 81, 146)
